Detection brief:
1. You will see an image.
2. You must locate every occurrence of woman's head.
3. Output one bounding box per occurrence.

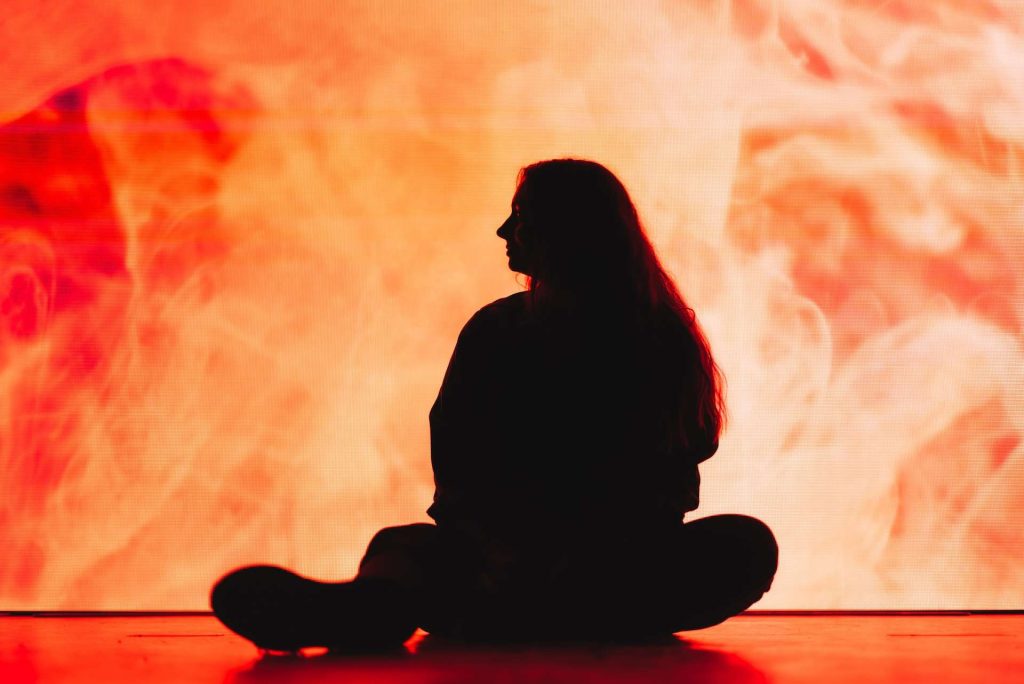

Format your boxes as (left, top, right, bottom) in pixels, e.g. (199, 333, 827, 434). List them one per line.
(497, 159, 640, 298)
(496, 158, 726, 448)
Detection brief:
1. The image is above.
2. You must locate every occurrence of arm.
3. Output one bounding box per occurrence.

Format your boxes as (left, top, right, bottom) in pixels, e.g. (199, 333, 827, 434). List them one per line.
(426, 311, 503, 530)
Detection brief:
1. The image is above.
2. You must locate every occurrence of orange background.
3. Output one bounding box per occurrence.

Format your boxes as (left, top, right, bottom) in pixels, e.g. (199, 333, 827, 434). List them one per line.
(1, 0, 1022, 609)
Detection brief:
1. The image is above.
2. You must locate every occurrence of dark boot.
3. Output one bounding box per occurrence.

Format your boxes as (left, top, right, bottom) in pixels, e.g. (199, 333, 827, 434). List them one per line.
(210, 565, 418, 653)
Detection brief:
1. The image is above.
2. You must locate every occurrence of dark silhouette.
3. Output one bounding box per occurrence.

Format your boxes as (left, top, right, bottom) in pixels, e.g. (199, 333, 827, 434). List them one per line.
(211, 159, 778, 652)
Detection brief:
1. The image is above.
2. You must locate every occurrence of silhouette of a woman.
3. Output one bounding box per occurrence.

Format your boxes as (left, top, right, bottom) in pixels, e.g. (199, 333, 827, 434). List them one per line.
(211, 159, 778, 651)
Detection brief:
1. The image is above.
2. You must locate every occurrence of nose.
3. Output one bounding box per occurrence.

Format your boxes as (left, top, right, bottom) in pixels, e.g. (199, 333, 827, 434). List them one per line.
(497, 213, 514, 240)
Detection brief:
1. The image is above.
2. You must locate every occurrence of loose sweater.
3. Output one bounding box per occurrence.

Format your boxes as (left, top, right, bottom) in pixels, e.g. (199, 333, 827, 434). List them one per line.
(427, 291, 718, 553)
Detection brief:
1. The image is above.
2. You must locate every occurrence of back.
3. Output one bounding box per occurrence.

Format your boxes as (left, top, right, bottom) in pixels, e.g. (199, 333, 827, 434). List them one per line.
(427, 292, 716, 543)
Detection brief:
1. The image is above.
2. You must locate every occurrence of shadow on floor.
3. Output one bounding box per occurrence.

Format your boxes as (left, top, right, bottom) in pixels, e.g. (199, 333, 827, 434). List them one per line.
(227, 633, 770, 683)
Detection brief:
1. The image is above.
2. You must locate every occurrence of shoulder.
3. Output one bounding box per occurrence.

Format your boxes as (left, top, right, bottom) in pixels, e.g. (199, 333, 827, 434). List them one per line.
(448, 292, 527, 363)
(461, 291, 528, 336)
(478, 291, 529, 318)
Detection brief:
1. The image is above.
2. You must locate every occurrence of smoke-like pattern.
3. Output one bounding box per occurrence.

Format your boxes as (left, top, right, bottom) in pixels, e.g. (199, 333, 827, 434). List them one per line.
(0, 1, 1021, 608)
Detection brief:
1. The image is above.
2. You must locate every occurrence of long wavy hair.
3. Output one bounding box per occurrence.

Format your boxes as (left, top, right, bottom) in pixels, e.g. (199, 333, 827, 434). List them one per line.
(515, 158, 726, 451)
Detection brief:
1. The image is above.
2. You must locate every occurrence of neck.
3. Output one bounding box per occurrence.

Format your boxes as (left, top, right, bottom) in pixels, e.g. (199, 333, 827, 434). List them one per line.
(528, 281, 634, 322)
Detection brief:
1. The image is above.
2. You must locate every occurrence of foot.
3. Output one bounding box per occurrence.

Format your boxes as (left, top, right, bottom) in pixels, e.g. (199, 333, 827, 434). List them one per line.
(210, 565, 417, 653)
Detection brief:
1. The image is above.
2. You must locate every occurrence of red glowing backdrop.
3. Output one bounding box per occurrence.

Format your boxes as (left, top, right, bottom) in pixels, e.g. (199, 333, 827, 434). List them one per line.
(1, 1, 1022, 610)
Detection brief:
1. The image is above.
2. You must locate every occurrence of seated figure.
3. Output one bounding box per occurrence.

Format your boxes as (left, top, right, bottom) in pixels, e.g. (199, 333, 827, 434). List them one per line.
(211, 159, 778, 651)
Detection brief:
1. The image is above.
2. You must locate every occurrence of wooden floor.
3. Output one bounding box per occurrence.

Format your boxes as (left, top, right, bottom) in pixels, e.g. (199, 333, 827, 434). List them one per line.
(0, 614, 1021, 683)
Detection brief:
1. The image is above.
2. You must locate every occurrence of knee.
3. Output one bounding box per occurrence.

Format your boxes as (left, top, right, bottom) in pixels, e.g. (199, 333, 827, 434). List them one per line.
(365, 523, 437, 555)
(728, 515, 778, 593)
(695, 514, 778, 593)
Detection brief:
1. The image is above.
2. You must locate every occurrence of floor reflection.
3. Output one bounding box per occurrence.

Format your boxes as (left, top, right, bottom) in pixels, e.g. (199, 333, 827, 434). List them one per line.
(228, 632, 770, 684)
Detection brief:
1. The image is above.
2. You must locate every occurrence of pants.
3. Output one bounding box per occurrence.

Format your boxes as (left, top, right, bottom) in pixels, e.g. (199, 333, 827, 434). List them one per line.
(355, 514, 778, 640)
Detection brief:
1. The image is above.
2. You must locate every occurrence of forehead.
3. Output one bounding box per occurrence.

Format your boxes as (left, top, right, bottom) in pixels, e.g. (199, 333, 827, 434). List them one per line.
(512, 180, 529, 206)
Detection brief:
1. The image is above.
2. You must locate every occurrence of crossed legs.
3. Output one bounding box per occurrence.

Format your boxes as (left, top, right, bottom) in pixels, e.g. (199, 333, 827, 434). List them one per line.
(355, 514, 779, 640)
(210, 514, 778, 650)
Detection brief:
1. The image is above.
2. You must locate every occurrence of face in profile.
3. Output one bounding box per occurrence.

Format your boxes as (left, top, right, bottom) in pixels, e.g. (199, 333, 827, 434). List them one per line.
(496, 193, 535, 276)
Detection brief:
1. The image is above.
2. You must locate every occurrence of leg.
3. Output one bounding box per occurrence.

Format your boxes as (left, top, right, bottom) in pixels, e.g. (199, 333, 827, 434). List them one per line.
(357, 523, 488, 637)
(537, 515, 777, 639)
(412, 516, 777, 643)
(356, 522, 443, 590)
(656, 514, 779, 632)
(209, 523, 448, 652)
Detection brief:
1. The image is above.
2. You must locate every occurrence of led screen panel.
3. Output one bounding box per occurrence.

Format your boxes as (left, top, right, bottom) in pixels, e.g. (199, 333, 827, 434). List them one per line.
(1, 0, 1022, 610)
